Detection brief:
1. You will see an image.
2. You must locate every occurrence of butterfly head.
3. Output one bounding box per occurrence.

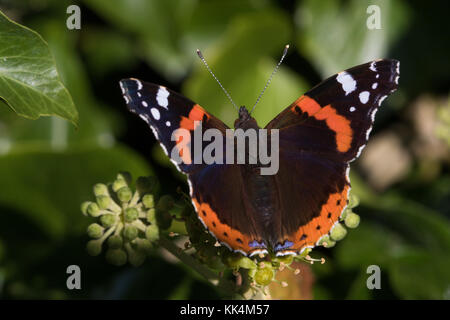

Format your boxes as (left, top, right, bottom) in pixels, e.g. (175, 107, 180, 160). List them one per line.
(234, 106, 259, 129)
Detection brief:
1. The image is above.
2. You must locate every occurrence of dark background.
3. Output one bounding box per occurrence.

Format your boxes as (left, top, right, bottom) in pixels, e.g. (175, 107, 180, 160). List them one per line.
(0, 0, 449, 299)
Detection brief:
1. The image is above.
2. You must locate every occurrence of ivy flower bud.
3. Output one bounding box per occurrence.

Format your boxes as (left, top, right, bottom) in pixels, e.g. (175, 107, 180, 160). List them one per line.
(124, 207, 139, 223)
(107, 235, 123, 249)
(100, 214, 117, 228)
(87, 202, 101, 217)
(318, 235, 336, 248)
(223, 253, 256, 270)
(96, 195, 111, 210)
(146, 208, 156, 224)
(86, 240, 102, 256)
(117, 187, 132, 203)
(117, 172, 132, 185)
(93, 183, 109, 197)
(344, 212, 360, 229)
(123, 225, 138, 241)
(105, 248, 127, 266)
(112, 178, 127, 192)
(87, 223, 104, 239)
(128, 249, 146, 267)
(254, 267, 274, 286)
(330, 223, 347, 241)
(145, 225, 159, 242)
(348, 193, 360, 208)
(142, 194, 154, 208)
(135, 238, 153, 253)
(81, 201, 92, 216)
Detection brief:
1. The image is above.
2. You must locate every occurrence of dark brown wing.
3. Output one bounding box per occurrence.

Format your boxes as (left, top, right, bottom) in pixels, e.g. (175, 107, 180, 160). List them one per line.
(265, 59, 400, 255)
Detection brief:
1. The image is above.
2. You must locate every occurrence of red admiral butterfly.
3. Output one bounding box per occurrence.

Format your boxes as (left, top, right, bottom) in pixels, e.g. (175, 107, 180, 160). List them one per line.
(120, 48, 399, 257)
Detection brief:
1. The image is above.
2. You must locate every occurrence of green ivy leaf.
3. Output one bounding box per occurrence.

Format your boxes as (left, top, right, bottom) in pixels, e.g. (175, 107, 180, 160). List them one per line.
(0, 10, 78, 125)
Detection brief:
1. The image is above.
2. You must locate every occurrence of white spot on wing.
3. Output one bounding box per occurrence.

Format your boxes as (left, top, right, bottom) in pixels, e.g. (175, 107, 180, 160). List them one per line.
(366, 126, 373, 140)
(372, 83, 378, 89)
(142, 101, 148, 107)
(298, 246, 314, 256)
(135, 80, 142, 90)
(187, 179, 193, 196)
(275, 251, 297, 257)
(249, 249, 268, 257)
(356, 144, 366, 158)
(139, 114, 148, 123)
(157, 86, 170, 109)
(370, 61, 377, 72)
(150, 107, 160, 120)
(119, 82, 126, 94)
(359, 91, 370, 104)
(371, 108, 378, 122)
(151, 128, 160, 140)
(376, 74, 380, 79)
(159, 142, 169, 156)
(395, 75, 399, 84)
(336, 72, 357, 95)
(133, 79, 143, 90)
(350, 106, 356, 112)
(378, 95, 387, 106)
(165, 121, 171, 127)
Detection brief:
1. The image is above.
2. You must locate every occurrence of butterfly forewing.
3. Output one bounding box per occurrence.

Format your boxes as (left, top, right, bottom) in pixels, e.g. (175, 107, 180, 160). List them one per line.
(120, 79, 228, 173)
(266, 59, 399, 162)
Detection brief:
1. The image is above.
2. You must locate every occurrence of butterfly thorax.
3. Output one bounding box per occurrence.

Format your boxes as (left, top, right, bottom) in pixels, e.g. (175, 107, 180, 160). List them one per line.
(234, 106, 259, 130)
(232, 106, 277, 233)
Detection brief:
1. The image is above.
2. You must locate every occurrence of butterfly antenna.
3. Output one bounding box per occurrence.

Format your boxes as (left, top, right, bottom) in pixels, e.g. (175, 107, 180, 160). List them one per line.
(196, 49, 239, 112)
(250, 44, 289, 115)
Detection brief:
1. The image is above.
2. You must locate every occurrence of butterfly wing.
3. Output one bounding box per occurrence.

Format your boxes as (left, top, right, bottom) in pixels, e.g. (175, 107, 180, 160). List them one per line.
(265, 59, 400, 255)
(120, 79, 267, 255)
(120, 78, 228, 173)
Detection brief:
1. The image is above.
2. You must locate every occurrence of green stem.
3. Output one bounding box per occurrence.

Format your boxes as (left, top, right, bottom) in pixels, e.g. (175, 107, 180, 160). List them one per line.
(158, 235, 238, 297)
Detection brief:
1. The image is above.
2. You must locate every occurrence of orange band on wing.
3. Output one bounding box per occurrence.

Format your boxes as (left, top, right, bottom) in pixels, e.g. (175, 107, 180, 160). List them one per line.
(291, 96, 353, 153)
(277, 184, 350, 254)
(189, 104, 209, 121)
(291, 95, 321, 114)
(176, 104, 211, 163)
(192, 198, 263, 255)
(174, 130, 191, 164)
(315, 105, 352, 152)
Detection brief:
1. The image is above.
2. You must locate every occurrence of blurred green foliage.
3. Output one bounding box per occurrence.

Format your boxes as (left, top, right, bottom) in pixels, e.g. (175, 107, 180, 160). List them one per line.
(0, 0, 448, 299)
